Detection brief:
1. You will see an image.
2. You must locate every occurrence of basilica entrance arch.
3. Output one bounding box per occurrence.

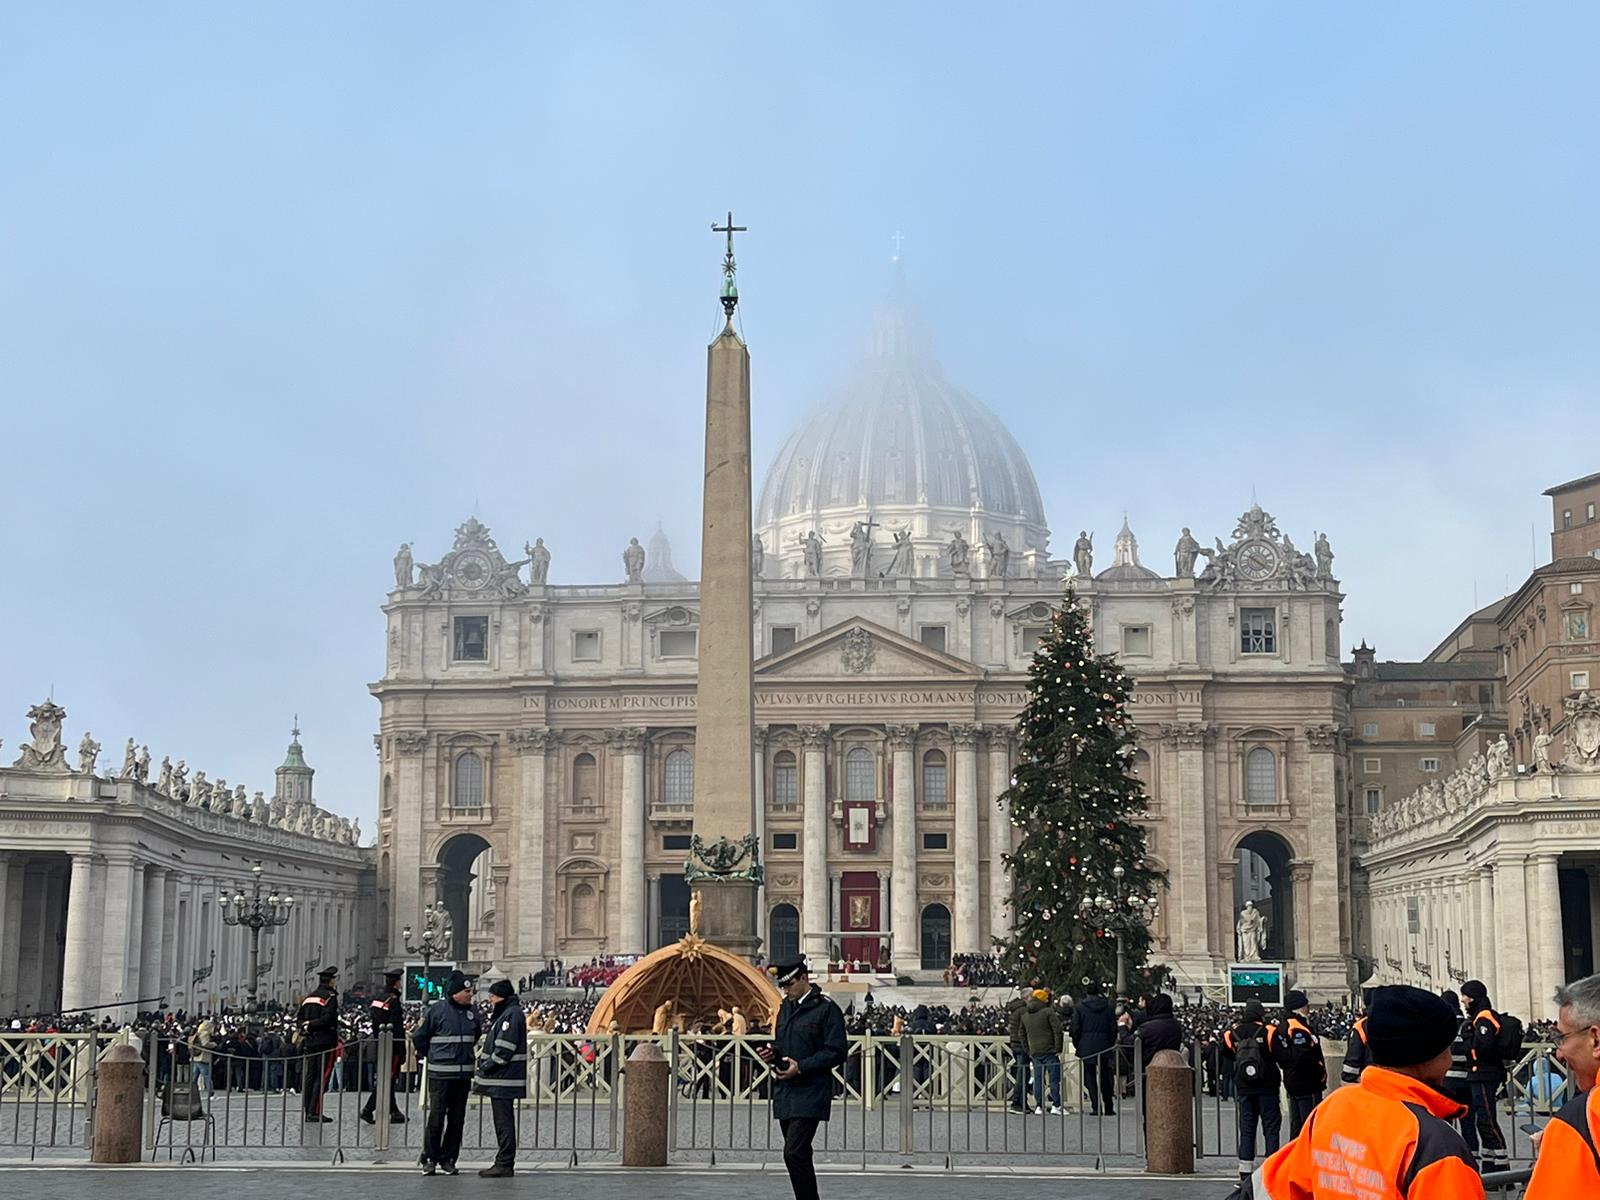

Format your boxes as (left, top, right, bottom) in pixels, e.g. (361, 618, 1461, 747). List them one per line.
(1235, 831, 1295, 963)
(437, 833, 492, 961)
(920, 903, 952, 970)
(769, 904, 800, 964)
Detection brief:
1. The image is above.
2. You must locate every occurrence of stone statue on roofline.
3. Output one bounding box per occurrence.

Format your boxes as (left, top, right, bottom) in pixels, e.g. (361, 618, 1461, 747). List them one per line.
(1173, 528, 1201, 578)
(77, 732, 101, 775)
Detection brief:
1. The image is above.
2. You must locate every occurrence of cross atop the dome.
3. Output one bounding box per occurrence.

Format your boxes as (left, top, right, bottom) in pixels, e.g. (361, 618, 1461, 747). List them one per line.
(712, 211, 746, 321)
(890, 230, 905, 259)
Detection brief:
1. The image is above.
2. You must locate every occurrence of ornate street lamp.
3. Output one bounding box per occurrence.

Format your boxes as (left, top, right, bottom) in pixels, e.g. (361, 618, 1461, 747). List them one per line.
(1080, 864, 1161, 998)
(402, 900, 451, 1005)
(219, 861, 292, 1021)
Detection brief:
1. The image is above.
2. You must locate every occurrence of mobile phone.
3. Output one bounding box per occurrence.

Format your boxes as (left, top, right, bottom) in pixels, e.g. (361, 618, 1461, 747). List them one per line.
(1520, 1123, 1541, 1135)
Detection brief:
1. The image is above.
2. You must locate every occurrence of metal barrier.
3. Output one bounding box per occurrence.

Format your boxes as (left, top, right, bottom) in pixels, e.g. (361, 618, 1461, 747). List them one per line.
(0, 1032, 117, 1156)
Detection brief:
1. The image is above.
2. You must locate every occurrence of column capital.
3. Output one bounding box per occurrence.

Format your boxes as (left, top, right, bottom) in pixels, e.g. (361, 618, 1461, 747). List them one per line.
(509, 727, 558, 753)
(1303, 723, 1345, 750)
(982, 724, 1013, 748)
(395, 730, 429, 755)
(753, 725, 770, 750)
(606, 727, 647, 753)
(950, 723, 981, 747)
(884, 723, 918, 749)
(799, 724, 831, 748)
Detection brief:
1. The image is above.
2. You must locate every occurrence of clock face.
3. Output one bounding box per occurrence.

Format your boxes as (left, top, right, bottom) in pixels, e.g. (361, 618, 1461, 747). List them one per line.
(1237, 539, 1279, 582)
(453, 549, 493, 590)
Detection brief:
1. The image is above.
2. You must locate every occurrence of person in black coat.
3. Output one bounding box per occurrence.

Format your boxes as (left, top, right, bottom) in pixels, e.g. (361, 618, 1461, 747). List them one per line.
(1070, 983, 1118, 1115)
(361, 968, 409, 1125)
(1137, 993, 1184, 1066)
(295, 965, 341, 1121)
(759, 958, 847, 1200)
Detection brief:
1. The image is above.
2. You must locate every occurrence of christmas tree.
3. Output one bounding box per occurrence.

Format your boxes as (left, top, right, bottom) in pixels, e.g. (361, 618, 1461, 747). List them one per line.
(997, 587, 1165, 996)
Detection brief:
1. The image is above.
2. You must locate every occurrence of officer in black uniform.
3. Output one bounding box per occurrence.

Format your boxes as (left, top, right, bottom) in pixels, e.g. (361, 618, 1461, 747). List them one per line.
(296, 965, 341, 1121)
(361, 967, 409, 1124)
(758, 957, 848, 1200)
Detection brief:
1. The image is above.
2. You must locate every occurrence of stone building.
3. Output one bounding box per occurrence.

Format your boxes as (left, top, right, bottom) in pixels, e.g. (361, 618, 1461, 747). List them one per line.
(1548, 472, 1600, 562)
(372, 299, 1354, 997)
(0, 702, 371, 1019)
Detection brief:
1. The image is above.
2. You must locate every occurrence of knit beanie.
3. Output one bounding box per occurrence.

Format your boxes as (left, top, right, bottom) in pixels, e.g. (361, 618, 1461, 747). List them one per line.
(1366, 985, 1458, 1067)
(1284, 990, 1308, 1012)
(1032, 989, 1050, 1002)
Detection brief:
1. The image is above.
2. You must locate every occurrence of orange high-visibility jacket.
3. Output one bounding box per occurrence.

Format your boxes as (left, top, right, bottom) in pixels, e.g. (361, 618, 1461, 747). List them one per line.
(1253, 1065, 1484, 1199)
(1525, 1087, 1600, 1198)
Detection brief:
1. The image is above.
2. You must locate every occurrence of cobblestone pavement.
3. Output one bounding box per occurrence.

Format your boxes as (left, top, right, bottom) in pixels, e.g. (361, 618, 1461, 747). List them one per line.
(9, 1166, 1240, 1199)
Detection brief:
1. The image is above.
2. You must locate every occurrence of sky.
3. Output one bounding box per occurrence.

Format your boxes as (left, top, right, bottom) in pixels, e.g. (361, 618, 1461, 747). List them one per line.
(3, 4, 1598, 823)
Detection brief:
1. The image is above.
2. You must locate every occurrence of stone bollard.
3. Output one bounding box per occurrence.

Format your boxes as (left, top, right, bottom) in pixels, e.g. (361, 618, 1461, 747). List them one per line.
(1144, 1048, 1195, 1175)
(91, 1042, 145, 1164)
(622, 1041, 668, 1167)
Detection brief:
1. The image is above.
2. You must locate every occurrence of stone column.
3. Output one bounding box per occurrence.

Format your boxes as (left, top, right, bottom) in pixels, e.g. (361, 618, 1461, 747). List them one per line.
(0, 855, 10, 1015)
(1217, 858, 1238, 961)
(611, 728, 647, 955)
(952, 724, 981, 954)
(1475, 866, 1497, 999)
(61, 854, 100, 1012)
(646, 873, 661, 950)
(1533, 854, 1564, 1017)
(512, 728, 555, 963)
(1288, 859, 1313, 967)
(393, 732, 429, 952)
(1302, 726, 1344, 985)
(800, 725, 830, 950)
(876, 871, 889, 965)
(1167, 723, 1211, 966)
(124, 862, 147, 1013)
(986, 727, 1013, 940)
(886, 724, 918, 972)
(160, 871, 179, 996)
(1493, 857, 1531, 1018)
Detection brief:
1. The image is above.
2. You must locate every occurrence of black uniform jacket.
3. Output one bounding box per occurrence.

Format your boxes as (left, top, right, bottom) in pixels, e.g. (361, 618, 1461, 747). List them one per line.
(771, 984, 848, 1121)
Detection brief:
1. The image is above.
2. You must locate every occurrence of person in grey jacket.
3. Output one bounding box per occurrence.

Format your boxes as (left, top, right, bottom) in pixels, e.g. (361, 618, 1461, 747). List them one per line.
(473, 979, 527, 1177)
(1021, 989, 1065, 1113)
(411, 970, 482, 1176)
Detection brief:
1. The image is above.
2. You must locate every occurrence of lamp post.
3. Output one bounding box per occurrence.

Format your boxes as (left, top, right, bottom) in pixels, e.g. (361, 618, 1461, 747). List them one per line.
(1080, 864, 1160, 999)
(219, 861, 293, 1022)
(402, 900, 450, 1005)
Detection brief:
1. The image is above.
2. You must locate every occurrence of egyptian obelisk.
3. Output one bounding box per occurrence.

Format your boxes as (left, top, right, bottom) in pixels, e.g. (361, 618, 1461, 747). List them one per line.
(688, 213, 762, 958)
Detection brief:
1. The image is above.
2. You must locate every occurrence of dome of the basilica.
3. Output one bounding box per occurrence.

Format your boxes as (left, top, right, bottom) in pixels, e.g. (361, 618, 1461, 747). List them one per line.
(755, 292, 1049, 575)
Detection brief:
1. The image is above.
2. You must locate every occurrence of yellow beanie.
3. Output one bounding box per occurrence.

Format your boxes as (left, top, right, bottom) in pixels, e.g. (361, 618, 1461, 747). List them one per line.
(1032, 988, 1050, 1002)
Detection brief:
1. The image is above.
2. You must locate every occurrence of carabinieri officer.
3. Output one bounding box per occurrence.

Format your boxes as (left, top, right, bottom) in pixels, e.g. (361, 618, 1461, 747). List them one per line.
(758, 957, 847, 1200)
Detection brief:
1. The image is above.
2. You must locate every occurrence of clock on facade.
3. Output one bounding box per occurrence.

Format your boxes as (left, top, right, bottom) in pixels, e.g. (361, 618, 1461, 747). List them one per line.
(1236, 539, 1280, 582)
(453, 549, 493, 590)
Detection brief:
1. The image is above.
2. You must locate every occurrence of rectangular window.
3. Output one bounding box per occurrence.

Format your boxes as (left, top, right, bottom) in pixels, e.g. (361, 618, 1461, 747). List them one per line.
(1021, 625, 1051, 651)
(1240, 608, 1276, 654)
(658, 629, 698, 658)
(453, 616, 488, 661)
(771, 832, 798, 851)
(1589, 503, 1597, 521)
(1361, 722, 1379, 737)
(572, 630, 601, 662)
(1419, 757, 1440, 773)
(1419, 722, 1436, 737)
(770, 626, 798, 654)
(1363, 757, 1381, 773)
(922, 833, 949, 851)
(1121, 625, 1152, 656)
(919, 625, 948, 653)
(1406, 897, 1420, 935)
(1573, 671, 1591, 690)
(1364, 788, 1382, 815)
(1564, 509, 1574, 529)
(1573, 583, 1586, 595)
(662, 834, 691, 851)
(772, 761, 798, 810)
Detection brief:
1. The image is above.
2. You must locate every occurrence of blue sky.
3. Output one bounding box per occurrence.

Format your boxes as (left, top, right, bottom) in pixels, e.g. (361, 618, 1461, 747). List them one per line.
(3, 4, 1597, 820)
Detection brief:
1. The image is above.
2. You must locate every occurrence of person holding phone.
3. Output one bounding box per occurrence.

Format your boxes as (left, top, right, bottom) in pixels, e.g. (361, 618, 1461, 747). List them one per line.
(1525, 972, 1600, 1197)
(759, 958, 848, 1200)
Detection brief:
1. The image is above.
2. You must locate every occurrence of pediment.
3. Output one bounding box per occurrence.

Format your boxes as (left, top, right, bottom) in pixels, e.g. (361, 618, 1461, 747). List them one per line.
(755, 618, 982, 680)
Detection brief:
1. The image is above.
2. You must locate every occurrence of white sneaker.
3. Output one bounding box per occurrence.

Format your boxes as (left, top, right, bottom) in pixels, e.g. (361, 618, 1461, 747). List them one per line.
(1050, 1105, 1063, 1115)
(1033, 1106, 1043, 1114)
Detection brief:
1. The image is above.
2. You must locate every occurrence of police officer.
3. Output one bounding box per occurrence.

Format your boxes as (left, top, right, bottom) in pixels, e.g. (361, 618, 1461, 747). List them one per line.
(296, 965, 340, 1122)
(1253, 985, 1484, 1199)
(758, 957, 847, 1200)
(1525, 972, 1600, 1198)
(473, 979, 527, 1177)
(1277, 989, 1326, 1138)
(1459, 980, 1511, 1173)
(411, 969, 481, 1176)
(361, 967, 408, 1125)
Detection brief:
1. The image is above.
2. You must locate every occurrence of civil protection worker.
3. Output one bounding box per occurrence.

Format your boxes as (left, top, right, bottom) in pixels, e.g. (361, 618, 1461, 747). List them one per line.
(1252, 984, 1485, 1199)
(411, 969, 481, 1176)
(1525, 973, 1600, 1198)
(473, 979, 527, 1177)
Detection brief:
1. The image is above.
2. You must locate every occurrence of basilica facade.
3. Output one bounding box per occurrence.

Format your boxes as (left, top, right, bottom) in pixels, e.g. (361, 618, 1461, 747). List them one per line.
(372, 303, 1354, 997)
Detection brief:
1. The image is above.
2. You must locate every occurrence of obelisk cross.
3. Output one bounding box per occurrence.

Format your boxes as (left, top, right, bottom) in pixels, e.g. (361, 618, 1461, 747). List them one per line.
(712, 211, 747, 320)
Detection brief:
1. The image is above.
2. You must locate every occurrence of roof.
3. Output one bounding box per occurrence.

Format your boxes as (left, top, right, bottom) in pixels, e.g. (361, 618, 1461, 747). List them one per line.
(1544, 471, 1600, 496)
(1364, 661, 1498, 682)
(1540, 555, 1600, 575)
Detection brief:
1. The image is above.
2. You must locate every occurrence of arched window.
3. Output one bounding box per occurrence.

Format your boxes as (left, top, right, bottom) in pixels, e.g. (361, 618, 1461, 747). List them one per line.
(572, 752, 597, 809)
(845, 747, 875, 802)
(772, 751, 798, 810)
(453, 751, 484, 808)
(381, 774, 393, 814)
(921, 749, 948, 810)
(769, 903, 800, 963)
(1246, 747, 1276, 807)
(664, 750, 694, 807)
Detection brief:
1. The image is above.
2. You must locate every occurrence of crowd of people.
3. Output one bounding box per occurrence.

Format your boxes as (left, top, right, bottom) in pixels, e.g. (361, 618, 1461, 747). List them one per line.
(942, 953, 1014, 990)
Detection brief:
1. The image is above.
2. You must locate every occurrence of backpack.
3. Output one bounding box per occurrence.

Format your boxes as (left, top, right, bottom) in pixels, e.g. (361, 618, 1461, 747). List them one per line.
(1493, 1012, 1525, 1061)
(1233, 1026, 1268, 1086)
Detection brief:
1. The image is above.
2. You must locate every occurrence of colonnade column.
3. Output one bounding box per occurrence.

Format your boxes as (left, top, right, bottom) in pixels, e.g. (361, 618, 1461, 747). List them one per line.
(1169, 724, 1211, 965)
(1303, 726, 1343, 977)
(1475, 866, 1498, 1000)
(512, 728, 555, 963)
(986, 727, 1013, 941)
(160, 872, 179, 997)
(754, 727, 768, 947)
(61, 854, 100, 1012)
(886, 724, 918, 972)
(952, 724, 981, 954)
(611, 728, 647, 956)
(0, 855, 11, 1015)
(1533, 855, 1564, 1017)
(800, 726, 830, 951)
(1493, 857, 1530, 1019)
(392, 733, 429, 955)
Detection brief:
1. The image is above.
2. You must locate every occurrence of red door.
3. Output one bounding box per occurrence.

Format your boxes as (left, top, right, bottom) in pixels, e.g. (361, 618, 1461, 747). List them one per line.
(840, 872, 880, 967)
